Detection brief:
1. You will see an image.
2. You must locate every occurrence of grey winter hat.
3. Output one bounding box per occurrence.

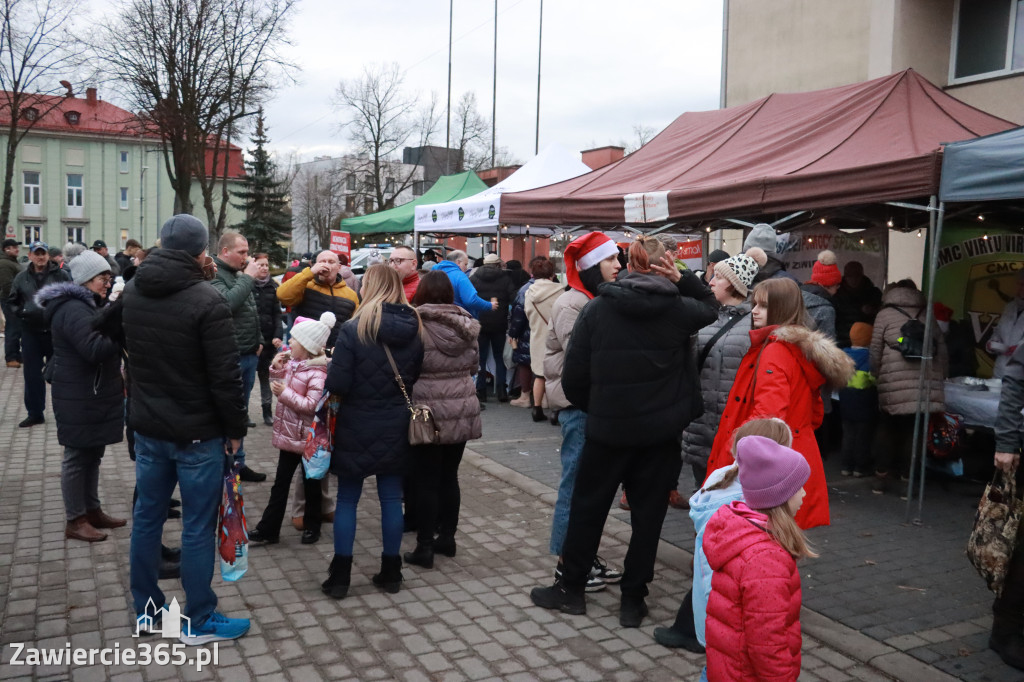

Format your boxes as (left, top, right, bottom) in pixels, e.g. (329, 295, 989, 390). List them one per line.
(69, 249, 112, 285)
(160, 214, 209, 256)
(743, 223, 779, 254)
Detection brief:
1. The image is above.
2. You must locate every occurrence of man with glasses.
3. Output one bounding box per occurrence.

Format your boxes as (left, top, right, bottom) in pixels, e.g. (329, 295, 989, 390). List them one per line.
(6, 240, 71, 426)
(389, 245, 420, 301)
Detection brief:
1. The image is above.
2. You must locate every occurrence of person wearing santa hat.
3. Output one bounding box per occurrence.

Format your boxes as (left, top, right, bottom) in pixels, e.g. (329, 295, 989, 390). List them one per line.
(542, 232, 623, 592)
(532, 234, 717, 627)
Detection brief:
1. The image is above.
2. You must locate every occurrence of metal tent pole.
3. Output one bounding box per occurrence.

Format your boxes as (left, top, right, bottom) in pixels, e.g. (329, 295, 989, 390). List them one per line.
(904, 196, 944, 523)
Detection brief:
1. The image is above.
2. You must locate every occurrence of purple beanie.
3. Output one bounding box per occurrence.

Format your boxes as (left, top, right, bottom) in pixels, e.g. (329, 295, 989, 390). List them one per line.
(734, 435, 811, 510)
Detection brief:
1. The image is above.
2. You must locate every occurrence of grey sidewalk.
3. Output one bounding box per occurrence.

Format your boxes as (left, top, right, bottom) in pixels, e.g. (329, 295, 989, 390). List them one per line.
(0, 366, 974, 680)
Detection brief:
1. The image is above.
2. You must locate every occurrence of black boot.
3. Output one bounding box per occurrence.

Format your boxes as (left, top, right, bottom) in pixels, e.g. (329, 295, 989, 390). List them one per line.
(532, 406, 546, 422)
(497, 387, 509, 403)
(262, 404, 273, 426)
(433, 534, 457, 558)
(371, 554, 403, 593)
(404, 544, 434, 568)
(991, 615, 1024, 671)
(321, 555, 353, 599)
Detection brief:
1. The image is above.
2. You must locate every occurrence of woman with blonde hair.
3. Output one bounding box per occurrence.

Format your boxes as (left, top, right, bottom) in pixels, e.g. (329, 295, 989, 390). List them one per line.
(321, 264, 424, 599)
(704, 278, 853, 530)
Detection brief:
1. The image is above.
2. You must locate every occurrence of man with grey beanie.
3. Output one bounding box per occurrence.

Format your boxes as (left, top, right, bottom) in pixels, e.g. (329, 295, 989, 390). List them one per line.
(122, 214, 251, 644)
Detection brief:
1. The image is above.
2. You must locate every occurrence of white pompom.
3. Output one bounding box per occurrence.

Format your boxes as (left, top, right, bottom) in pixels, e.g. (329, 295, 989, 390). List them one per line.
(320, 311, 337, 329)
(817, 250, 837, 266)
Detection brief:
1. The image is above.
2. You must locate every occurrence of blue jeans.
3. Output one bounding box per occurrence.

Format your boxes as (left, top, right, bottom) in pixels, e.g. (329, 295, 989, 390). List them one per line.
(699, 666, 708, 682)
(235, 352, 258, 466)
(131, 434, 224, 624)
(334, 474, 403, 556)
(550, 408, 586, 555)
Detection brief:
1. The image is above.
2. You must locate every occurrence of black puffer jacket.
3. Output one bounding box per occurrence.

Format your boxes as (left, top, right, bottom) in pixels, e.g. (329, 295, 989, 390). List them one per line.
(121, 249, 248, 443)
(327, 303, 424, 478)
(563, 270, 717, 448)
(7, 262, 71, 332)
(253, 278, 283, 346)
(37, 283, 123, 448)
(470, 264, 516, 334)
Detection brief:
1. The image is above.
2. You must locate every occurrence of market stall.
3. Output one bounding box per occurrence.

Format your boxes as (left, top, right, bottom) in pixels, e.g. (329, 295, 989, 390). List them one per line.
(341, 171, 487, 236)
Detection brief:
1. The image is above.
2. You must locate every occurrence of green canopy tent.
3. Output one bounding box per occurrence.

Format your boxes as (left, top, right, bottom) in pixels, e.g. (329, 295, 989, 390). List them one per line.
(341, 171, 488, 235)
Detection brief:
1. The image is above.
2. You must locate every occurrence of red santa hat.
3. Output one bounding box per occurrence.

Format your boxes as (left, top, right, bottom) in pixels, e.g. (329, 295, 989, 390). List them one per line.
(563, 232, 618, 299)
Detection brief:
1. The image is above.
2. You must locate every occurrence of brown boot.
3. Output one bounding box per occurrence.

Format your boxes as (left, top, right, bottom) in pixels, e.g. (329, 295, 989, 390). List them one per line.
(86, 508, 127, 529)
(65, 516, 107, 542)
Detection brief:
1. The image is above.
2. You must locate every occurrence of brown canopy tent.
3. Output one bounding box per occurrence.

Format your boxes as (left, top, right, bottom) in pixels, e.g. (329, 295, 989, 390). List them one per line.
(500, 69, 1014, 227)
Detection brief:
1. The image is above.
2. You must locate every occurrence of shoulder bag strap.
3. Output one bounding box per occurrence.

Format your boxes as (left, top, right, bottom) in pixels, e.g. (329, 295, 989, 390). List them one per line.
(382, 343, 414, 412)
(699, 311, 749, 370)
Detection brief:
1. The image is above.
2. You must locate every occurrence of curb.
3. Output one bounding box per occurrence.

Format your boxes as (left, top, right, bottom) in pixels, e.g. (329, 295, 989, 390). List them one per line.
(462, 446, 957, 682)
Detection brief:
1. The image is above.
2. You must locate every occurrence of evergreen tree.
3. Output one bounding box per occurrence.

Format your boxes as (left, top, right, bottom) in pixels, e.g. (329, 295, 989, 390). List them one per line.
(231, 109, 291, 264)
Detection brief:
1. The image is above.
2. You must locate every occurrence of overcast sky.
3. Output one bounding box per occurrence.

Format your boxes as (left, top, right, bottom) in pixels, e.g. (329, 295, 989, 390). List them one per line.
(262, 0, 724, 165)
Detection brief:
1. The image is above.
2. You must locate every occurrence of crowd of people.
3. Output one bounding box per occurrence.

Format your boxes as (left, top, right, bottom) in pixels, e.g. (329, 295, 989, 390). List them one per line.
(5, 214, 1019, 678)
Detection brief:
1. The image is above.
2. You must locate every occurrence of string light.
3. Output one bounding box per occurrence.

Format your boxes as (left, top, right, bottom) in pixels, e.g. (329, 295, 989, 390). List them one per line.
(859, 239, 865, 245)
(916, 229, 922, 237)
(886, 219, 894, 228)
(705, 226, 711, 233)
(983, 234, 989, 240)
(819, 218, 826, 224)
(978, 215, 985, 222)
(807, 238, 813, 243)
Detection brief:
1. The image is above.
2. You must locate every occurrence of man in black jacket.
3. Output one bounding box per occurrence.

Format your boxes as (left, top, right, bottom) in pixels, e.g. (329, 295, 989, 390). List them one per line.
(6, 240, 71, 426)
(123, 214, 251, 645)
(470, 253, 517, 401)
(252, 252, 283, 425)
(531, 238, 717, 628)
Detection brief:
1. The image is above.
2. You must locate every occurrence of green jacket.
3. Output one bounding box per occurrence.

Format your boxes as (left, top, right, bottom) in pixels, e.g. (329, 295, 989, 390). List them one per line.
(211, 257, 261, 354)
(0, 253, 22, 299)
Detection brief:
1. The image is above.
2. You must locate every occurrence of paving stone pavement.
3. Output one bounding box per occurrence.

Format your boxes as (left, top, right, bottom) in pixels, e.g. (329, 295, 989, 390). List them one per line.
(0, 365, 990, 681)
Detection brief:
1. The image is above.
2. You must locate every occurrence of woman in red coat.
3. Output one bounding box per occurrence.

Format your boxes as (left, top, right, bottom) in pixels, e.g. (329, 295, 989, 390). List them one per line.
(705, 278, 853, 530)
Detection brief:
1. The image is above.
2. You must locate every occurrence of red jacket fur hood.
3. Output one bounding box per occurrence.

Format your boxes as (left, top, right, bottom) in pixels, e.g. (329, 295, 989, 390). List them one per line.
(703, 502, 802, 682)
(705, 325, 854, 529)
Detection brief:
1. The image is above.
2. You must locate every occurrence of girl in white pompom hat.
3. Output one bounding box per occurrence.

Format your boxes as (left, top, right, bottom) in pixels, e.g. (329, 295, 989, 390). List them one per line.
(249, 311, 336, 546)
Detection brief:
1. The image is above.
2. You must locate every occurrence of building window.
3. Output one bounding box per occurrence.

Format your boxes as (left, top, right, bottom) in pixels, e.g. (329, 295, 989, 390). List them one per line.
(67, 226, 84, 243)
(952, 0, 1024, 81)
(120, 151, 129, 174)
(23, 171, 40, 216)
(412, 180, 426, 196)
(24, 225, 40, 245)
(66, 174, 84, 218)
(364, 197, 374, 214)
(345, 196, 356, 213)
(346, 174, 356, 191)
(385, 177, 395, 195)
(120, 229, 129, 249)
(120, 187, 129, 210)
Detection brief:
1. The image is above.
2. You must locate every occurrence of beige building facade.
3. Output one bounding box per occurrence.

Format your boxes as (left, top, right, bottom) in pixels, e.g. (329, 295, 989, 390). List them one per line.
(724, 0, 1024, 124)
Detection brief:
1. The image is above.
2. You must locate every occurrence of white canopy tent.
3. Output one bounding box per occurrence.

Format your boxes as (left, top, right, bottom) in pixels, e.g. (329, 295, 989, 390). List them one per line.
(413, 144, 592, 235)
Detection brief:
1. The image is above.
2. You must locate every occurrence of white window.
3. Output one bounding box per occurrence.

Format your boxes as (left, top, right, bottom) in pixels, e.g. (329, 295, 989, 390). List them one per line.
(385, 177, 395, 195)
(66, 174, 84, 218)
(23, 171, 40, 217)
(346, 174, 356, 191)
(120, 151, 129, 173)
(67, 226, 84, 243)
(23, 225, 40, 244)
(952, 0, 1024, 82)
(120, 187, 129, 210)
(120, 229, 129, 249)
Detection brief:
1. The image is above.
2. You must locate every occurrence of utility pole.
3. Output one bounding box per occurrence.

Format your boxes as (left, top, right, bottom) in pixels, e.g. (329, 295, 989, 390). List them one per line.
(535, 0, 543, 155)
(491, 0, 497, 167)
(446, 0, 453, 173)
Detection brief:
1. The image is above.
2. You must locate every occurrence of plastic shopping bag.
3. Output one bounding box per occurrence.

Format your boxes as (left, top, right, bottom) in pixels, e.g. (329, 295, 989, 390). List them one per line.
(303, 393, 340, 480)
(218, 455, 249, 581)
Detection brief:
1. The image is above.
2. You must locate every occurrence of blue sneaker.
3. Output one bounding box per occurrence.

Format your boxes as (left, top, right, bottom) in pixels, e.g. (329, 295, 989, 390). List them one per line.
(179, 612, 250, 646)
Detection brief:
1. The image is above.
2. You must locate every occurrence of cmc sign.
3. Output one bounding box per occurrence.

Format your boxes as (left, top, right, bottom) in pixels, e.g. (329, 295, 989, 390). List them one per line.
(329, 230, 351, 258)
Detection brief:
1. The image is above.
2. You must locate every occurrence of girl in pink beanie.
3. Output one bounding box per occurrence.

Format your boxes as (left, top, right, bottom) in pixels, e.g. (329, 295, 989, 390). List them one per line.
(702, 435, 816, 682)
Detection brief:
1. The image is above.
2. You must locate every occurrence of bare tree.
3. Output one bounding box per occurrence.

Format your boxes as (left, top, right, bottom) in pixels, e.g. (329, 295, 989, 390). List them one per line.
(452, 91, 488, 172)
(624, 124, 657, 154)
(291, 163, 345, 252)
(99, 0, 295, 238)
(334, 63, 438, 213)
(0, 0, 88, 234)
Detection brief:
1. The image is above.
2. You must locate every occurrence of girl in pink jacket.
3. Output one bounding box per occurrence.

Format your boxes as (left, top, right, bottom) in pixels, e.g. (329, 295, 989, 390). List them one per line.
(249, 312, 335, 546)
(702, 435, 816, 682)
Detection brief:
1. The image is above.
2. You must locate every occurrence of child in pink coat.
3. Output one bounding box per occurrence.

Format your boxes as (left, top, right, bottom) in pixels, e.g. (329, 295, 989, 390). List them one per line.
(249, 312, 335, 545)
(702, 435, 816, 682)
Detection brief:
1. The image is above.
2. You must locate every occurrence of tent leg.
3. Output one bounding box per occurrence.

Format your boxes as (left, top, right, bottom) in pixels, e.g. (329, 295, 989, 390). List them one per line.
(904, 197, 944, 524)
